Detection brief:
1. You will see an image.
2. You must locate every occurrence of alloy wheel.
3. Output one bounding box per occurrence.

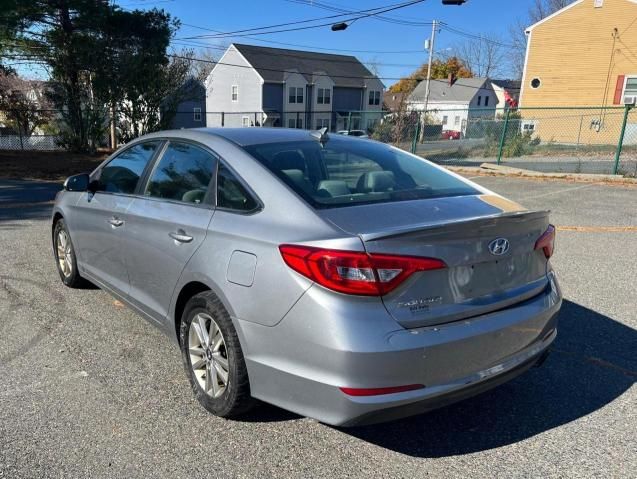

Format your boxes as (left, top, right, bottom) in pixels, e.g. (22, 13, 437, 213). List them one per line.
(56, 230, 73, 278)
(188, 312, 230, 398)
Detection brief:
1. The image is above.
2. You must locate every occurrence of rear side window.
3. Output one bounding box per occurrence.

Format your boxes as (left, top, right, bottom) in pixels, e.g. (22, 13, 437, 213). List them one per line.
(144, 142, 216, 204)
(217, 163, 258, 212)
(98, 141, 160, 194)
(243, 137, 478, 208)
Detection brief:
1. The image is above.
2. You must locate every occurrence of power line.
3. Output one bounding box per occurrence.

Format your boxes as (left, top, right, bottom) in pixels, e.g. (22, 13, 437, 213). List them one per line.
(177, 0, 427, 40)
(440, 24, 524, 50)
(283, 0, 432, 26)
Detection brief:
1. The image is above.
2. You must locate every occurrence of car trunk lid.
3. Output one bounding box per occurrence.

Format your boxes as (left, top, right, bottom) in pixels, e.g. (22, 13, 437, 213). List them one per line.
(320, 195, 551, 328)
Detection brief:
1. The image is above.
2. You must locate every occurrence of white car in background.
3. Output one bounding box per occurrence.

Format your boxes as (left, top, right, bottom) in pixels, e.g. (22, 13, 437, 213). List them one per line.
(336, 130, 369, 139)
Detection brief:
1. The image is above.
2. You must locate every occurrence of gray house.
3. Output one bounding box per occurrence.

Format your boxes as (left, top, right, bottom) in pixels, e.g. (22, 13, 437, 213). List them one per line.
(407, 77, 497, 134)
(205, 43, 384, 132)
(163, 78, 207, 130)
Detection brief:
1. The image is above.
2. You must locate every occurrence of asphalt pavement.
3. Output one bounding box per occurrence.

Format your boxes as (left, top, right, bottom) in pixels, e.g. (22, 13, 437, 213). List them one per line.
(0, 176, 635, 478)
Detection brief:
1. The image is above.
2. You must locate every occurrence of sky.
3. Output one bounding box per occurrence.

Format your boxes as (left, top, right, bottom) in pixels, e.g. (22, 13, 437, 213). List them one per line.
(18, 0, 540, 83)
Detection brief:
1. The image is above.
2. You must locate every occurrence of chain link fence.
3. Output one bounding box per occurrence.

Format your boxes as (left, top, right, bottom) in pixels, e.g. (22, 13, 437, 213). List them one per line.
(0, 134, 63, 150)
(405, 106, 637, 177)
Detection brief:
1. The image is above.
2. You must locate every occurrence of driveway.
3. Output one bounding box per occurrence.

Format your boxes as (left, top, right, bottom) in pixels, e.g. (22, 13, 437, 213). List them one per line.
(0, 177, 635, 478)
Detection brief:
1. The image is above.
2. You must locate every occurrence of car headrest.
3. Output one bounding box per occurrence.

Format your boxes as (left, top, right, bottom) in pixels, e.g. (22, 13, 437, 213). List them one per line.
(272, 150, 306, 172)
(182, 189, 206, 204)
(317, 180, 350, 197)
(282, 169, 313, 195)
(356, 171, 395, 193)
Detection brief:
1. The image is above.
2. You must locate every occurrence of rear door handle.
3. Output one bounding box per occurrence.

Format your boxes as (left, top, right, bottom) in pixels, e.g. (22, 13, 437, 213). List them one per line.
(169, 230, 193, 243)
(108, 217, 124, 227)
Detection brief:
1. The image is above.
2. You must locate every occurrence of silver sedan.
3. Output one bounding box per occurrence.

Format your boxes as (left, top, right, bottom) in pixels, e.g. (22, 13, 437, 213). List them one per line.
(51, 127, 561, 426)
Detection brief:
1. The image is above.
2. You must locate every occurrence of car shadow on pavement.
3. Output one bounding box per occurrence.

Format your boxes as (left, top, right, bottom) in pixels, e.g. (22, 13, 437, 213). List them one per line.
(0, 179, 61, 223)
(341, 300, 636, 457)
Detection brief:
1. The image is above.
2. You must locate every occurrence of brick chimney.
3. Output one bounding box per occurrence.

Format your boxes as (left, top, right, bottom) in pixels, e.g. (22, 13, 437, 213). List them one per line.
(448, 73, 456, 86)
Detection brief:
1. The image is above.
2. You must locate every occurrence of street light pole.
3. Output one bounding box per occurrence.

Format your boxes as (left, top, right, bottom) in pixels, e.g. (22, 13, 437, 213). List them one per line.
(420, 19, 438, 141)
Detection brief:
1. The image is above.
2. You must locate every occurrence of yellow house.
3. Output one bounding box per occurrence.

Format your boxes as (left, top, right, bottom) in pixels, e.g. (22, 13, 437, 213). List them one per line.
(519, 0, 637, 144)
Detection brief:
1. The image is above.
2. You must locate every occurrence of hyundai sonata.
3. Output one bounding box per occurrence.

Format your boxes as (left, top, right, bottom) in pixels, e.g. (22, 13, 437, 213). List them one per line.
(52, 127, 561, 426)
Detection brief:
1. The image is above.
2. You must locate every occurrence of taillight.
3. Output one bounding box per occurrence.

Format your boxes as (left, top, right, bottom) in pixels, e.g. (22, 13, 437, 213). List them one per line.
(279, 245, 446, 296)
(535, 224, 556, 259)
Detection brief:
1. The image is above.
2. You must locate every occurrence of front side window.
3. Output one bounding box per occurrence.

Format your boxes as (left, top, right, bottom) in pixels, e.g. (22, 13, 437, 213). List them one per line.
(442, 115, 448, 125)
(243, 137, 478, 209)
(477, 96, 482, 106)
(144, 142, 216, 204)
(368, 90, 380, 106)
(193, 107, 202, 121)
(97, 141, 161, 194)
(217, 163, 258, 212)
(242, 116, 250, 127)
(485, 96, 490, 106)
(454, 116, 460, 126)
(231, 85, 238, 101)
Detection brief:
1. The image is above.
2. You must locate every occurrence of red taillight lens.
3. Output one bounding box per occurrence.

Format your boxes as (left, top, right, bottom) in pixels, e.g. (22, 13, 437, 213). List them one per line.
(279, 245, 446, 296)
(339, 384, 425, 396)
(535, 224, 556, 259)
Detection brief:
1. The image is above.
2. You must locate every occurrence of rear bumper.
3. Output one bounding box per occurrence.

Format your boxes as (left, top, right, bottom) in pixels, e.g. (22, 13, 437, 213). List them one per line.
(235, 273, 562, 426)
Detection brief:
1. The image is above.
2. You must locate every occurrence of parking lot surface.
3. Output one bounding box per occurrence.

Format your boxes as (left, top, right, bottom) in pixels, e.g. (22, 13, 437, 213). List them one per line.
(1, 176, 635, 478)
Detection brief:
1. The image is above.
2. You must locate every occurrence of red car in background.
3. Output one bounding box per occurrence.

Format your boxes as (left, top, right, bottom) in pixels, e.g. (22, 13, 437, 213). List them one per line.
(441, 130, 461, 140)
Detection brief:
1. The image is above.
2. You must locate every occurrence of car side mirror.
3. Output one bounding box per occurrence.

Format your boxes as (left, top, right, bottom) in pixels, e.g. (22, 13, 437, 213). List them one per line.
(63, 173, 90, 192)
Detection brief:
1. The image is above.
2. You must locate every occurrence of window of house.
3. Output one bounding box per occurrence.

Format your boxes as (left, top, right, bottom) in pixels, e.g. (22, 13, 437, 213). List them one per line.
(289, 87, 303, 104)
(442, 115, 448, 125)
(288, 118, 303, 129)
(368, 90, 381, 106)
(477, 96, 482, 106)
(217, 163, 258, 212)
(485, 96, 489, 106)
(242, 116, 250, 127)
(531, 78, 541, 89)
(97, 141, 161, 194)
(231, 85, 238, 102)
(317, 88, 331, 104)
(623, 77, 637, 98)
(316, 118, 330, 129)
(144, 142, 216, 204)
(193, 107, 202, 121)
(454, 116, 460, 126)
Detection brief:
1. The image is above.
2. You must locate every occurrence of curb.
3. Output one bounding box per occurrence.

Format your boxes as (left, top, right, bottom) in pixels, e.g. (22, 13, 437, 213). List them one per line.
(446, 164, 637, 186)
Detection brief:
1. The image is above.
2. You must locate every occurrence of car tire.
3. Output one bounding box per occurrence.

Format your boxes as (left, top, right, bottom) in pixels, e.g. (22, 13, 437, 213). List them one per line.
(180, 291, 255, 418)
(53, 218, 87, 288)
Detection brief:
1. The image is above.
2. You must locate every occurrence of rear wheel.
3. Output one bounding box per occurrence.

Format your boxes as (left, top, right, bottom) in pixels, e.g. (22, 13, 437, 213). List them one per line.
(180, 291, 255, 418)
(53, 219, 86, 288)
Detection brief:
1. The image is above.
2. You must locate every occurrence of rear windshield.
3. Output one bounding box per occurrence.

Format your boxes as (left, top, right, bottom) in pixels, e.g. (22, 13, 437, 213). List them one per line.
(243, 137, 479, 208)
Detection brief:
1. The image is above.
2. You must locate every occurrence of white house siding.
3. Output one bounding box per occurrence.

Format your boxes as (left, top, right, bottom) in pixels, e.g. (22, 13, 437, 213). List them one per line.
(362, 77, 385, 131)
(311, 74, 335, 130)
(282, 72, 307, 129)
(205, 45, 263, 127)
(425, 103, 471, 133)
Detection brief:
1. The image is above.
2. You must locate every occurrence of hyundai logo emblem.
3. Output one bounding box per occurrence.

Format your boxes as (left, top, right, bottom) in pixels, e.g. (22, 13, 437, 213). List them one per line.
(488, 238, 510, 256)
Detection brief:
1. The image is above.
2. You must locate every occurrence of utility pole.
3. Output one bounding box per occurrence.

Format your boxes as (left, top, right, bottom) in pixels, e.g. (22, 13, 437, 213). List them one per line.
(420, 19, 438, 142)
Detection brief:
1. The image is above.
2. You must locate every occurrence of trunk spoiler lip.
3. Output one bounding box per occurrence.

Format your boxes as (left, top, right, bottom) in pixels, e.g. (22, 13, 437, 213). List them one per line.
(359, 209, 551, 242)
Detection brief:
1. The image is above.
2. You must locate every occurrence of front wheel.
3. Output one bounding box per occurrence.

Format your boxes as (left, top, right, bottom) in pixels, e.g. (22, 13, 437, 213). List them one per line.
(53, 219, 86, 288)
(180, 291, 255, 418)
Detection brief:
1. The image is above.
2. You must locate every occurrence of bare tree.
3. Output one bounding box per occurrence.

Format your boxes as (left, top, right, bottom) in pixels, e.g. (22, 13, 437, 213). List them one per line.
(0, 72, 52, 136)
(509, 0, 572, 79)
(455, 33, 507, 78)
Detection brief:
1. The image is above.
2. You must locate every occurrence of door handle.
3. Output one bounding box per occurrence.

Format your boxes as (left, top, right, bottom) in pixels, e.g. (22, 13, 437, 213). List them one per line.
(108, 217, 124, 227)
(169, 230, 193, 243)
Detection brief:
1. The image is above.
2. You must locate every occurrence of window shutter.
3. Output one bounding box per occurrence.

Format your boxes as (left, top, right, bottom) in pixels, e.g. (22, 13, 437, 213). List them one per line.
(613, 75, 625, 104)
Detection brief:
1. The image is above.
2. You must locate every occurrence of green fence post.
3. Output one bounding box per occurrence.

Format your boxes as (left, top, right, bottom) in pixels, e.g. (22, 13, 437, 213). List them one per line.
(347, 111, 352, 133)
(497, 107, 511, 165)
(613, 104, 632, 175)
